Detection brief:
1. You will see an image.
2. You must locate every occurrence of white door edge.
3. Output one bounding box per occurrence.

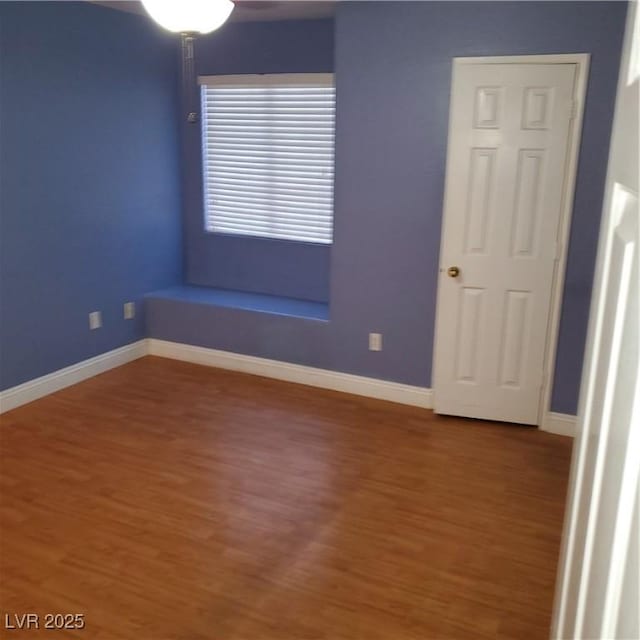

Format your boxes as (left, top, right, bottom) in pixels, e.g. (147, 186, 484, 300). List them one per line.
(433, 53, 590, 427)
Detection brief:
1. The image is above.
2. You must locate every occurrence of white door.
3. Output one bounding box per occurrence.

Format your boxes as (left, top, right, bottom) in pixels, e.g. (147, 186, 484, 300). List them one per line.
(552, 3, 639, 638)
(433, 60, 577, 424)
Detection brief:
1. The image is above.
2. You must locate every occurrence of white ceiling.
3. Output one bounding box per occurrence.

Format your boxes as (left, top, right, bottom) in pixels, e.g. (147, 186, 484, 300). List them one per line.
(91, 1, 336, 23)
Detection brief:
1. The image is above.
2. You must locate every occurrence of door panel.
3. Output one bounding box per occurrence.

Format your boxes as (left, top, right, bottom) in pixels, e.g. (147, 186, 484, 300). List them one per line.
(454, 287, 485, 383)
(434, 62, 576, 424)
(464, 148, 496, 254)
(511, 149, 545, 257)
(497, 290, 531, 389)
(474, 86, 502, 128)
(522, 86, 554, 129)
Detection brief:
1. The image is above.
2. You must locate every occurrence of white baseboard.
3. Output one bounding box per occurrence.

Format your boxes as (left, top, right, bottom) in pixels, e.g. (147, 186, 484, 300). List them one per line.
(1, 336, 577, 433)
(540, 411, 577, 437)
(0, 340, 147, 414)
(147, 339, 434, 409)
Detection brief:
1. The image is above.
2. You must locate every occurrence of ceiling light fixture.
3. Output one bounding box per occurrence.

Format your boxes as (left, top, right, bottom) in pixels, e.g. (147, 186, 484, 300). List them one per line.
(140, 0, 235, 126)
(140, 0, 234, 35)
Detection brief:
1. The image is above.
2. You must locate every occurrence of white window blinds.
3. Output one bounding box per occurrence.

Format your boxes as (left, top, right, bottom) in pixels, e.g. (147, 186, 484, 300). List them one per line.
(199, 74, 335, 244)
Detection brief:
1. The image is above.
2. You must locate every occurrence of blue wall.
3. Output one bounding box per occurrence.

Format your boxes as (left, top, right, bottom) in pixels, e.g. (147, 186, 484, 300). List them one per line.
(152, 1, 626, 415)
(0, 2, 182, 390)
(334, 0, 626, 414)
(183, 19, 334, 302)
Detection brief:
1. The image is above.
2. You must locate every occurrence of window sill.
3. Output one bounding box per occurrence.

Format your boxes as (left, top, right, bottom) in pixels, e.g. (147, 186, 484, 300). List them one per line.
(145, 285, 329, 322)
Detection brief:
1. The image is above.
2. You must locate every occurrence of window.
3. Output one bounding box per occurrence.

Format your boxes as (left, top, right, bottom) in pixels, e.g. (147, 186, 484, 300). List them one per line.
(199, 74, 335, 244)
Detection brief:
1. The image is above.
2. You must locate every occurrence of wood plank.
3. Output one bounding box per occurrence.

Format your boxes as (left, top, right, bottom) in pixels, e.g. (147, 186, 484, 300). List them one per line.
(0, 356, 572, 639)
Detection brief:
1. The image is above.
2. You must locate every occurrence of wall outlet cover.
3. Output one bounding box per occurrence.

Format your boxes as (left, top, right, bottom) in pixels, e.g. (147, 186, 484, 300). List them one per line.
(89, 311, 102, 330)
(369, 332, 383, 351)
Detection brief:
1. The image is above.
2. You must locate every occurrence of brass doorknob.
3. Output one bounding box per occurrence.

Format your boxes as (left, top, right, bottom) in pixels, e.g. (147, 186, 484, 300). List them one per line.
(447, 266, 460, 278)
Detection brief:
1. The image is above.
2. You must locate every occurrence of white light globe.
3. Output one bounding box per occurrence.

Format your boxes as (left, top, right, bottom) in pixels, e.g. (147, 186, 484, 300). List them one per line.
(141, 0, 234, 34)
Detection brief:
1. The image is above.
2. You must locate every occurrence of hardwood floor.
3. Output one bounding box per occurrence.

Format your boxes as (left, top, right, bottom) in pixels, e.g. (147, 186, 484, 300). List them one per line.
(0, 356, 573, 639)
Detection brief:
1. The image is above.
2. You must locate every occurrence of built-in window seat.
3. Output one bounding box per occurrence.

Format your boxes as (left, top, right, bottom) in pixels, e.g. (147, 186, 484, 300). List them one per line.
(145, 285, 329, 322)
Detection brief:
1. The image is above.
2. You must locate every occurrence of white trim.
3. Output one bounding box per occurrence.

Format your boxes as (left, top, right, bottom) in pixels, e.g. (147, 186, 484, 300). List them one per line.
(536, 54, 590, 430)
(0, 337, 435, 416)
(434, 53, 590, 428)
(541, 411, 577, 438)
(147, 339, 433, 409)
(0, 336, 577, 430)
(197, 73, 334, 87)
(0, 341, 147, 414)
(453, 54, 590, 66)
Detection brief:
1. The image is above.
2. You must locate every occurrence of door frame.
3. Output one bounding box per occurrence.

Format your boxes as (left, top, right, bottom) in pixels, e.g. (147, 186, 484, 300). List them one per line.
(434, 53, 590, 429)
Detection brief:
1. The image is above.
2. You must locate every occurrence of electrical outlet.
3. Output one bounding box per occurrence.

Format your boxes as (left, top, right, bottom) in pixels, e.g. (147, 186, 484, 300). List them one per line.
(124, 301, 135, 320)
(369, 332, 382, 352)
(89, 311, 102, 330)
